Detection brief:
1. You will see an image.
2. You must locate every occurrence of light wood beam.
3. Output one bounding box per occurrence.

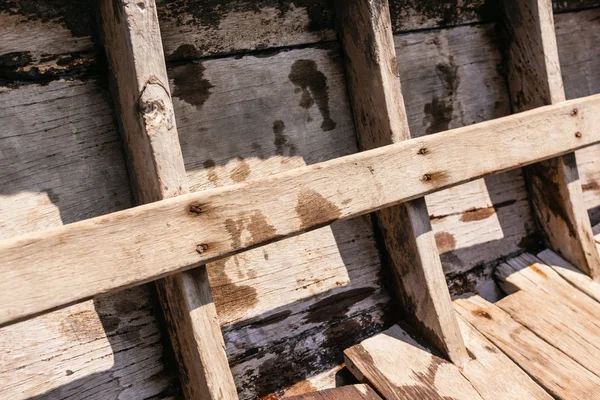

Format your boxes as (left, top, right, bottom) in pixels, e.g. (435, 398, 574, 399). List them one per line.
(502, 0, 600, 278)
(334, 0, 468, 364)
(1, 94, 600, 326)
(97, 1, 237, 398)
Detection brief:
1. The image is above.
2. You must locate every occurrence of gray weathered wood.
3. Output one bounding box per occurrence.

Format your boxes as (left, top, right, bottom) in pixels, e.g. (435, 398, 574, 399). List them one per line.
(345, 325, 483, 399)
(2, 93, 600, 326)
(455, 295, 600, 399)
(335, 0, 467, 364)
(457, 316, 553, 400)
(97, 0, 236, 398)
(502, 0, 600, 277)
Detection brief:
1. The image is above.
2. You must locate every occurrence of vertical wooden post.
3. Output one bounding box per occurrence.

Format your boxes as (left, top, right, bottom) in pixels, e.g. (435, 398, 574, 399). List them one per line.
(97, 0, 238, 398)
(334, 0, 469, 364)
(502, 0, 600, 278)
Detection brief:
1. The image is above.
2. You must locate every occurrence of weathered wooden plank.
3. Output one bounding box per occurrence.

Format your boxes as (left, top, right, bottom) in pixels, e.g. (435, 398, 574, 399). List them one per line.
(455, 295, 600, 399)
(495, 288, 600, 375)
(537, 249, 600, 302)
(334, 0, 466, 364)
(285, 384, 382, 400)
(2, 94, 600, 326)
(495, 253, 600, 325)
(97, 1, 236, 398)
(457, 316, 553, 400)
(555, 8, 600, 225)
(502, 0, 600, 277)
(345, 324, 483, 399)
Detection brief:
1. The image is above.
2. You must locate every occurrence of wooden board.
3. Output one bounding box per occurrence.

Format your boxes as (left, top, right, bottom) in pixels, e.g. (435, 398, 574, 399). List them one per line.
(334, 0, 466, 364)
(537, 249, 600, 303)
(345, 325, 483, 399)
(97, 0, 236, 398)
(2, 93, 600, 326)
(455, 295, 600, 399)
(495, 288, 600, 375)
(502, 0, 600, 277)
(285, 384, 381, 400)
(457, 317, 553, 400)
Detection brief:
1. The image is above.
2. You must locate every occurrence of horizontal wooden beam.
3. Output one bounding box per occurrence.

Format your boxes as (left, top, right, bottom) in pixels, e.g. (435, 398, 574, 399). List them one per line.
(1, 94, 600, 326)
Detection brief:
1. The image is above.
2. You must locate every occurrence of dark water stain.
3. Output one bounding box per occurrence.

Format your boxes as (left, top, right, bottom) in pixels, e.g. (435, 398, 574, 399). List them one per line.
(473, 309, 492, 320)
(459, 207, 496, 222)
(288, 59, 336, 132)
(582, 179, 600, 192)
(225, 218, 244, 250)
(237, 310, 292, 330)
(156, 0, 334, 33)
(202, 159, 218, 184)
(434, 231, 456, 253)
(248, 211, 277, 244)
(306, 287, 376, 323)
(0, 0, 94, 38)
(273, 120, 288, 156)
(423, 57, 459, 134)
(171, 62, 214, 109)
(295, 188, 341, 231)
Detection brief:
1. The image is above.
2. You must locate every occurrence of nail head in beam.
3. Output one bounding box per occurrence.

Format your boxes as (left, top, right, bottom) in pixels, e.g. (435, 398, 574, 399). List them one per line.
(502, 0, 600, 278)
(1, 94, 600, 327)
(334, 0, 468, 364)
(97, 0, 237, 398)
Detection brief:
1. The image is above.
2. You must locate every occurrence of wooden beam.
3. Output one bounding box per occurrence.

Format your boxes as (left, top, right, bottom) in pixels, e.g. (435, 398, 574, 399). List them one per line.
(97, 1, 237, 398)
(334, 0, 467, 364)
(502, 0, 600, 277)
(1, 94, 600, 326)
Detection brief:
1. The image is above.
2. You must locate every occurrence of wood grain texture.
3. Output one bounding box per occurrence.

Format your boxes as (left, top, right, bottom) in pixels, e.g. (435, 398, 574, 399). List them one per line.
(284, 384, 382, 400)
(503, 0, 600, 277)
(555, 8, 600, 225)
(457, 316, 553, 400)
(97, 1, 236, 398)
(2, 94, 600, 326)
(335, 0, 467, 364)
(455, 295, 600, 399)
(345, 325, 483, 399)
(537, 249, 600, 302)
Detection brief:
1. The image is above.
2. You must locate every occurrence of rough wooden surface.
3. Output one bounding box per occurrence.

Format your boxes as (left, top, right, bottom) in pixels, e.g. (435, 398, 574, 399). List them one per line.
(285, 384, 382, 400)
(97, 0, 236, 398)
(335, 0, 467, 364)
(503, 0, 600, 277)
(457, 317, 553, 400)
(455, 295, 600, 399)
(345, 325, 483, 399)
(3, 93, 600, 326)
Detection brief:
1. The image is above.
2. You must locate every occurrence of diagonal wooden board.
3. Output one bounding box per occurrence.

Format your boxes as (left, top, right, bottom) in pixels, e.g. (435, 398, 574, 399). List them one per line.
(344, 325, 483, 399)
(284, 384, 382, 400)
(455, 295, 600, 399)
(2, 94, 600, 327)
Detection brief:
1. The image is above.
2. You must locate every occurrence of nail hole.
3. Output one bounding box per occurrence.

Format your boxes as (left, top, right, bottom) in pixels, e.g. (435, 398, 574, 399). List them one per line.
(571, 108, 578, 116)
(575, 132, 582, 138)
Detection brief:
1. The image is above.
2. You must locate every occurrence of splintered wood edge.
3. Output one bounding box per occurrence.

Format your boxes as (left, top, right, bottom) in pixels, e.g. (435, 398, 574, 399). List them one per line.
(1, 94, 600, 325)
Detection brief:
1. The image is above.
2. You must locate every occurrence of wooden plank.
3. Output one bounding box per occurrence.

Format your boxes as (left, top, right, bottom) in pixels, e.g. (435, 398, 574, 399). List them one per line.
(495, 253, 600, 325)
(457, 316, 553, 400)
(455, 295, 600, 399)
(345, 325, 483, 399)
(537, 249, 600, 302)
(2, 93, 600, 325)
(502, 0, 600, 277)
(285, 384, 382, 400)
(495, 288, 600, 375)
(334, 0, 467, 363)
(97, 1, 236, 399)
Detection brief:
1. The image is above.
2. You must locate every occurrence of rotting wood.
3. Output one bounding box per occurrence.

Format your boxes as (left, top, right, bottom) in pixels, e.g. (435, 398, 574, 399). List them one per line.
(97, 0, 237, 398)
(344, 325, 483, 399)
(2, 94, 600, 326)
(285, 384, 382, 400)
(455, 295, 600, 399)
(334, 0, 467, 364)
(457, 316, 553, 400)
(502, 0, 600, 277)
(537, 249, 600, 302)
